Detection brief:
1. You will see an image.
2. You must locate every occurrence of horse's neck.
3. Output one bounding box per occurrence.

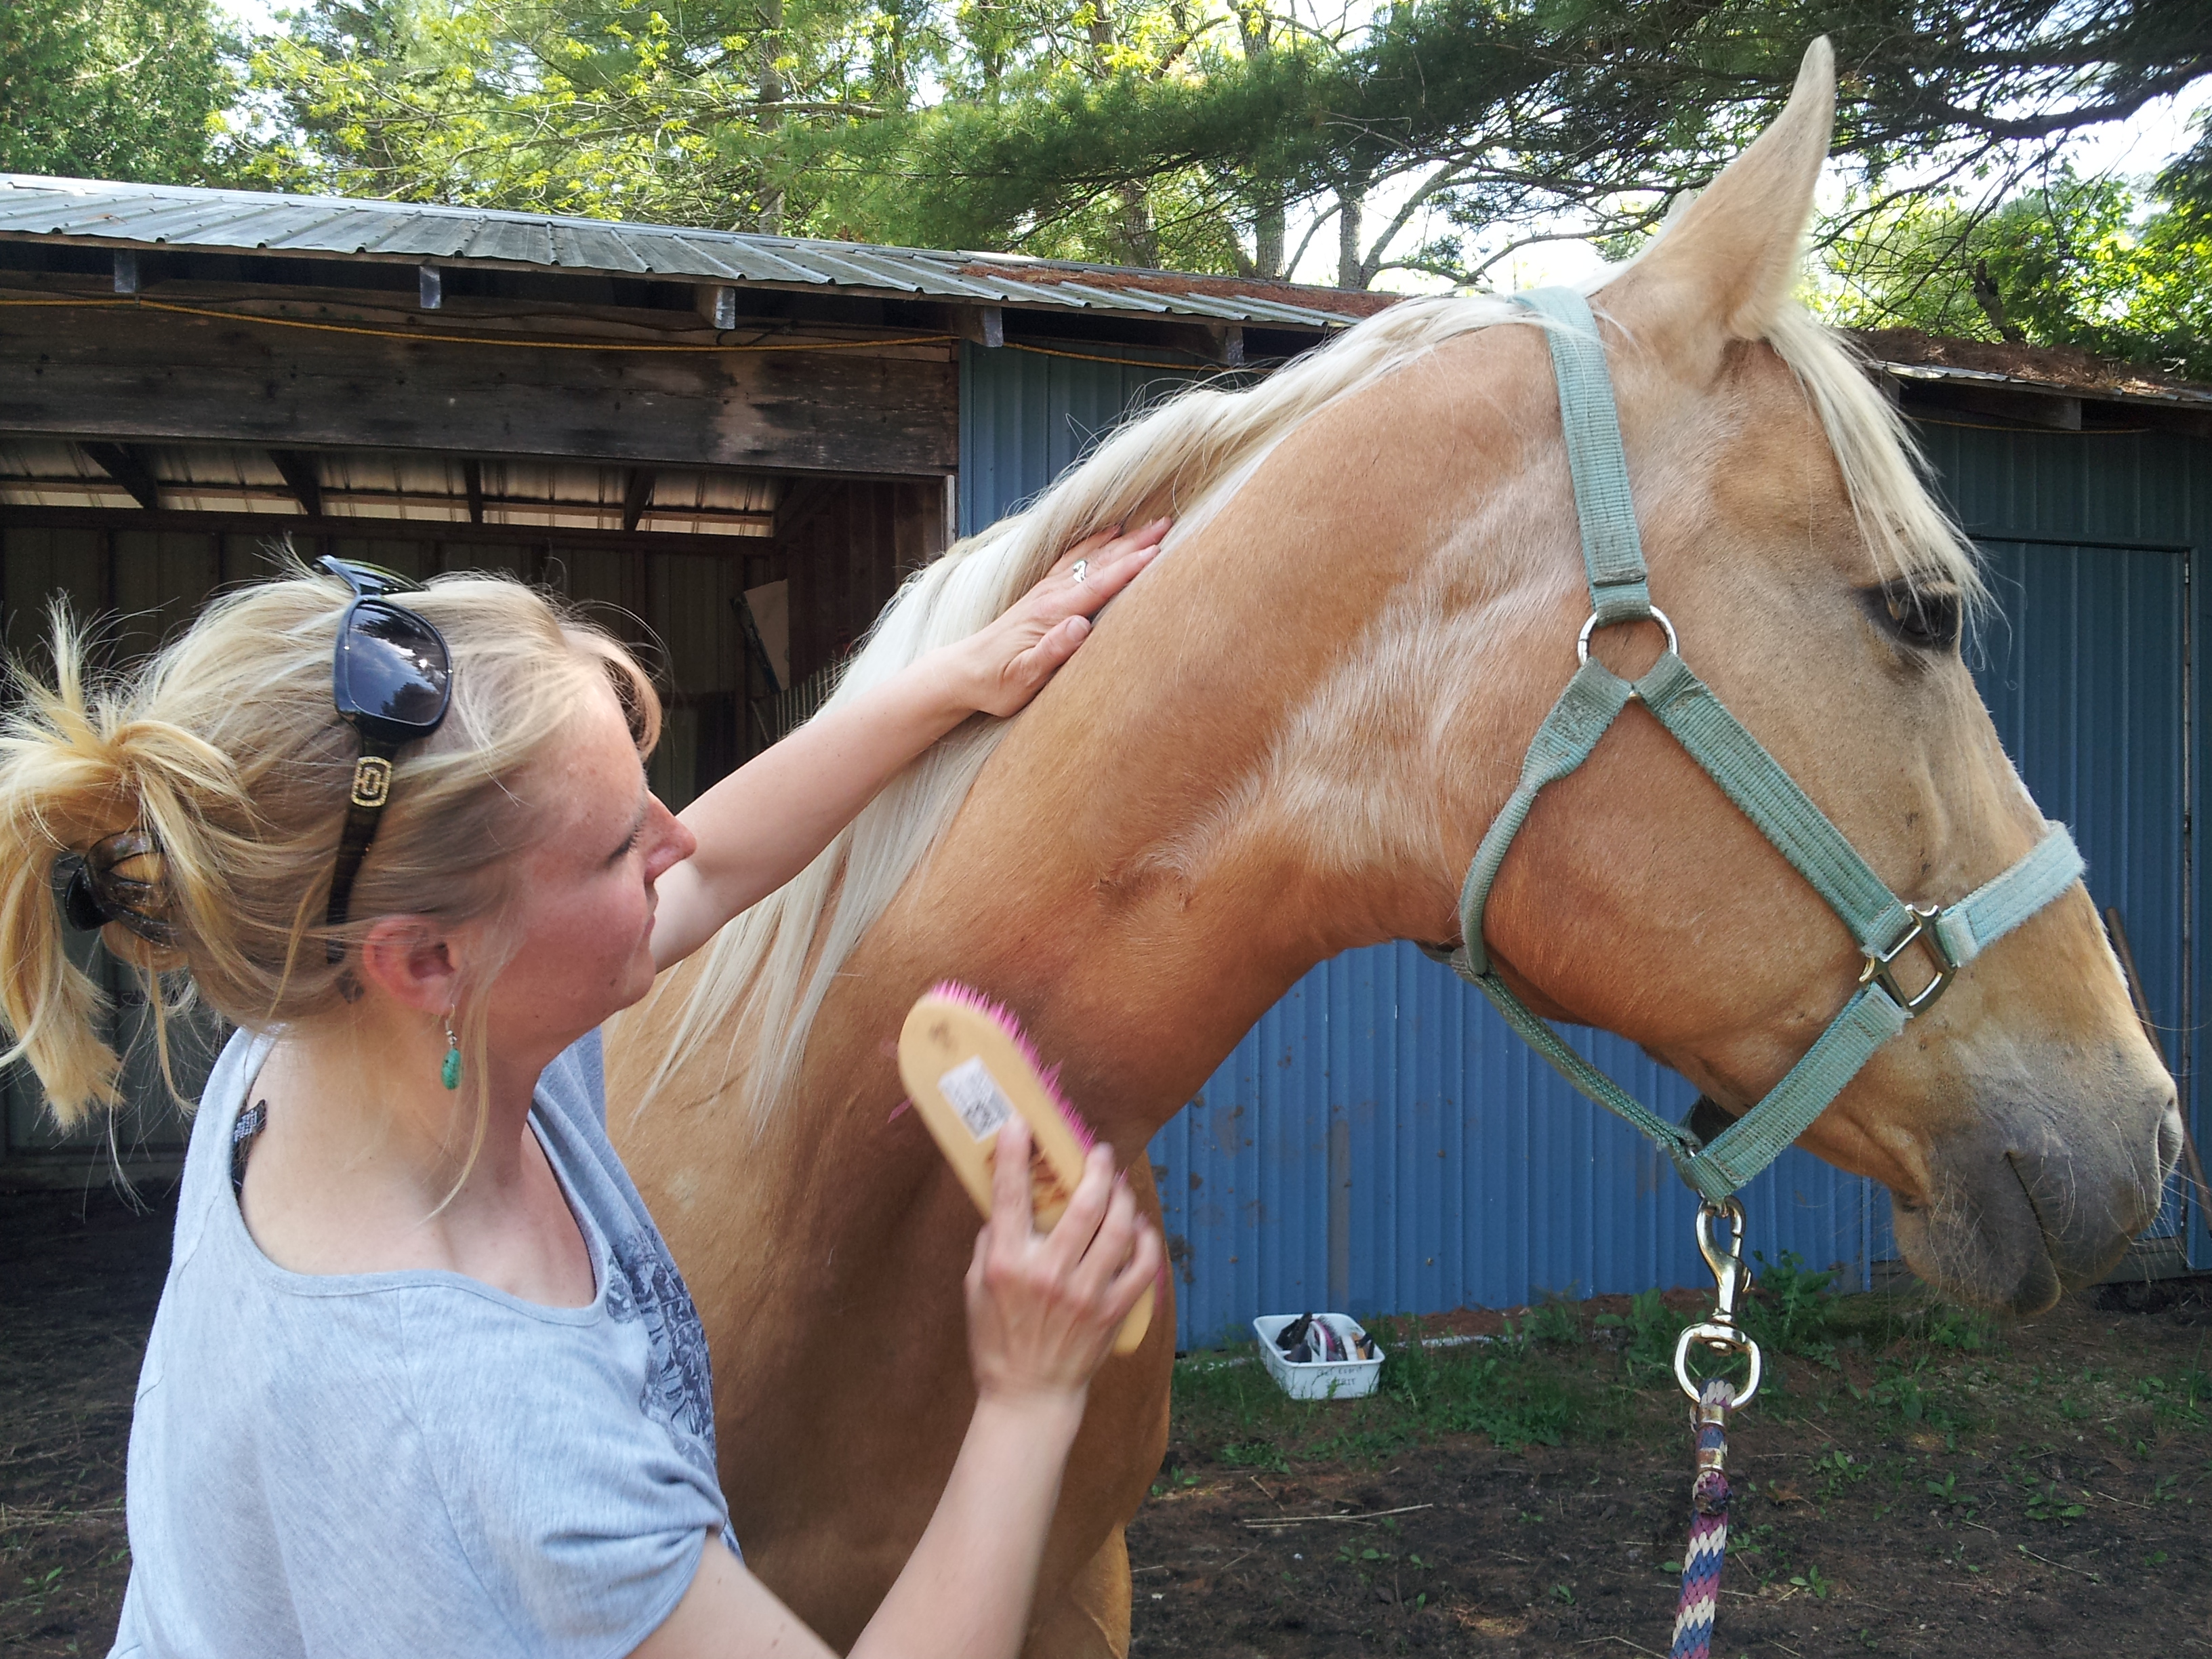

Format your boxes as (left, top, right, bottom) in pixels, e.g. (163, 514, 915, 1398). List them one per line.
(835, 400, 1580, 1143)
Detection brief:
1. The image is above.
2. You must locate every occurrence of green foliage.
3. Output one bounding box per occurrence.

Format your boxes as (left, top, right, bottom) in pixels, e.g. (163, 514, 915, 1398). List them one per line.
(1742, 1250, 1841, 1364)
(1379, 1330, 1580, 1450)
(1593, 1287, 1692, 1382)
(0, 0, 240, 182)
(1822, 171, 2212, 380)
(216, 0, 2212, 291)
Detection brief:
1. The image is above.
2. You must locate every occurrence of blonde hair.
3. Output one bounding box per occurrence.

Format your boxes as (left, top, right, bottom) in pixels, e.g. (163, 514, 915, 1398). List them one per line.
(0, 561, 659, 1133)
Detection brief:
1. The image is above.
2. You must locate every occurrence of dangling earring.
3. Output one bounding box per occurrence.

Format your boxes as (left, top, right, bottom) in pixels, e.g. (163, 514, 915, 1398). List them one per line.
(441, 1012, 463, 1091)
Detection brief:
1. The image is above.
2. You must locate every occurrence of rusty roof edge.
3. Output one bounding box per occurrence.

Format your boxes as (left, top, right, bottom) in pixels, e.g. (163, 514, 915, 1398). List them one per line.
(1879, 359, 2212, 411)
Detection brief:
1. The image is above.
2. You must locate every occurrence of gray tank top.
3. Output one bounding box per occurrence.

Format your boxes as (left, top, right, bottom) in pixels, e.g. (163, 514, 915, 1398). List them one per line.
(110, 1027, 735, 1658)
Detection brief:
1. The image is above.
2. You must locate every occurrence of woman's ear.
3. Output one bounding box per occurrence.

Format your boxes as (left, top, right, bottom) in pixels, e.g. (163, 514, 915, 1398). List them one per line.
(355, 916, 463, 1017)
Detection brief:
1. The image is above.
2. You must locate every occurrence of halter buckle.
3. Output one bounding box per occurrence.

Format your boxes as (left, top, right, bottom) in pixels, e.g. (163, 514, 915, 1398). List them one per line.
(1858, 903, 1959, 1017)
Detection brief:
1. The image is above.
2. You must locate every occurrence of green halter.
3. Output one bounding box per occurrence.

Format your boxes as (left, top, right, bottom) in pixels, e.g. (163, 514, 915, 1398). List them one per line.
(1427, 286, 2084, 1204)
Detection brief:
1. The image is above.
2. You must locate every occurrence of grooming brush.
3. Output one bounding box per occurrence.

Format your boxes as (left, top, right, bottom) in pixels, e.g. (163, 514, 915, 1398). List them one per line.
(897, 982, 1153, 1355)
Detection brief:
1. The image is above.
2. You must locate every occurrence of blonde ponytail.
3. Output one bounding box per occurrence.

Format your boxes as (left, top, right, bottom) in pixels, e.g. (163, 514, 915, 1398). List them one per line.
(0, 567, 659, 1130)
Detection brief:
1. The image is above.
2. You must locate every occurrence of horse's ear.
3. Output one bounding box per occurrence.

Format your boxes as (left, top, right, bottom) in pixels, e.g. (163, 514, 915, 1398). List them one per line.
(1599, 37, 1835, 364)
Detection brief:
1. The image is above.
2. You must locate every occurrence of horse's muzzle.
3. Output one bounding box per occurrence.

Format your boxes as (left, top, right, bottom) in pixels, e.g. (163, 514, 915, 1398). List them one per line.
(1891, 1081, 2179, 1316)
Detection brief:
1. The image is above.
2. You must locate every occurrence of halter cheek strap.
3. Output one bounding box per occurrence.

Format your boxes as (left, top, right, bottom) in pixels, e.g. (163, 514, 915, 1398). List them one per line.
(1423, 286, 2083, 1203)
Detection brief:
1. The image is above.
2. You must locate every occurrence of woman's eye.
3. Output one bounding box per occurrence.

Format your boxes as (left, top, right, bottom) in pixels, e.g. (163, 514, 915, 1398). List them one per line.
(1871, 581, 1961, 653)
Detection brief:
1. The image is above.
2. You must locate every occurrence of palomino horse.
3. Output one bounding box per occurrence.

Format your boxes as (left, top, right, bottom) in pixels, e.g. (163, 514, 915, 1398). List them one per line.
(607, 41, 2179, 1655)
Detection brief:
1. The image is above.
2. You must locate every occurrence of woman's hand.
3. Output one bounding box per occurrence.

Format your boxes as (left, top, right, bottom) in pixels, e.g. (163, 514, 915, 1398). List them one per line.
(937, 519, 1171, 720)
(964, 1118, 1163, 1406)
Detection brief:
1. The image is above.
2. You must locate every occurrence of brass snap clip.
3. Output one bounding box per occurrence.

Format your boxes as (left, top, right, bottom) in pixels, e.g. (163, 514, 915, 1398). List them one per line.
(1673, 1197, 1763, 1409)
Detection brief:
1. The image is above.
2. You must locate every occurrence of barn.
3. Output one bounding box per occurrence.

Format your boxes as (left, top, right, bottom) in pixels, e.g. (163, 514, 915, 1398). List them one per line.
(1, 171, 2204, 1345)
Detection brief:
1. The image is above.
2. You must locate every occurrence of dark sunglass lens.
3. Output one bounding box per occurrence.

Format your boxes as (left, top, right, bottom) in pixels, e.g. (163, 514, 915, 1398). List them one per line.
(340, 602, 451, 728)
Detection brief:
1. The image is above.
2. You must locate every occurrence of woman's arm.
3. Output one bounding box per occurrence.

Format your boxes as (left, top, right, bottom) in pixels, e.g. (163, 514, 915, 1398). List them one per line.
(649, 520, 1170, 970)
(632, 1118, 1164, 1659)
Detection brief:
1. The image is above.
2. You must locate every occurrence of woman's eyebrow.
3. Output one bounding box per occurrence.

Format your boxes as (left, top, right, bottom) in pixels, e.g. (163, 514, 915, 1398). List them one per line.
(608, 792, 649, 863)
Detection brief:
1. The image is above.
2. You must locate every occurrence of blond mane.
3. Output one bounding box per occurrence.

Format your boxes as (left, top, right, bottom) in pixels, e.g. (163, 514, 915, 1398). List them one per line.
(628, 281, 1976, 1123)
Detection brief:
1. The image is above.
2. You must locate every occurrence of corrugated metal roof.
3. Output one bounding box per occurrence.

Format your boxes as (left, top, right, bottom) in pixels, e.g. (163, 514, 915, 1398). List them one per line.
(0, 173, 1368, 332)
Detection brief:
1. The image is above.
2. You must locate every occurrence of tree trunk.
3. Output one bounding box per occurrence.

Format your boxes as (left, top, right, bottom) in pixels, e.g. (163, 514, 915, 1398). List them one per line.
(1336, 178, 1367, 290)
(1238, 6, 1286, 279)
(1254, 204, 1286, 279)
(757, 0, 786, 234)
(1118, 184, 1160, 268)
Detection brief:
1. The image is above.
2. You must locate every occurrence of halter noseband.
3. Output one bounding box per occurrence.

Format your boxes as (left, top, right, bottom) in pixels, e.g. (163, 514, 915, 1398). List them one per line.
(1424, 287, 2083, 1205)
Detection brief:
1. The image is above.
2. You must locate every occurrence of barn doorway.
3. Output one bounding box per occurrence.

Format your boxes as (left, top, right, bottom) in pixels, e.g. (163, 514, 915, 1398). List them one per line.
(0, 442, 950, 1180)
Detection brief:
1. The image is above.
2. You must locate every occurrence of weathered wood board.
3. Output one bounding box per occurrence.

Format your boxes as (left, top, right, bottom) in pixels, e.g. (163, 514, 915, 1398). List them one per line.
(0, 304, 958, 475)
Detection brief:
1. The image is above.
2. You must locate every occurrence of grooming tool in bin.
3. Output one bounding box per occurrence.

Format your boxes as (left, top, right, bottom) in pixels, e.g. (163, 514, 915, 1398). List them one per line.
(1253, 1312, 1385, 1399)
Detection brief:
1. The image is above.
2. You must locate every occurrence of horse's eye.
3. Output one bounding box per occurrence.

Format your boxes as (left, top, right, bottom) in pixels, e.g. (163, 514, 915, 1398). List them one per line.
(1870, 581, 1961, 653)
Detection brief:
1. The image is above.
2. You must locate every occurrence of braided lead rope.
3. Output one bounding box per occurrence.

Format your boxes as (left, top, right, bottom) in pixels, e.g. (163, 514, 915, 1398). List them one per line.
(1668, 1377, 1737, 1659)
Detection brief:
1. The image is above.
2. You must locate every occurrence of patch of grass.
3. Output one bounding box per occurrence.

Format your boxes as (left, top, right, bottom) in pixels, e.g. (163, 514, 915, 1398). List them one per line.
(1743, 1250, 1843, 1363)
(1593, 1287, 1692, 1382)
(1164, 1282, 2205, 1488)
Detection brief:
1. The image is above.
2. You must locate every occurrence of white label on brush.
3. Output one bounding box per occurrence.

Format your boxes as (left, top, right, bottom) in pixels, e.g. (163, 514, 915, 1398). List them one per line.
(939, 1056, 1014, 1141)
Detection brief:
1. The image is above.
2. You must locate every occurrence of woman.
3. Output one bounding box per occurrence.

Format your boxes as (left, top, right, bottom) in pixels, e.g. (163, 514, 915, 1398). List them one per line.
(0, 520, 1170, 1659)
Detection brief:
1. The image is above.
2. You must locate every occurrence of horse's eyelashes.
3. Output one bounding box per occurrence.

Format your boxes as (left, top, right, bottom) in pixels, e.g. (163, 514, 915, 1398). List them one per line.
(1872, 581, 1962, 653)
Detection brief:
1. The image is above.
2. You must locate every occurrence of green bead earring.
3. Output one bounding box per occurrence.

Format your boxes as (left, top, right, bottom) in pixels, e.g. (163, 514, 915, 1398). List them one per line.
(441, 1014, 463, 1091)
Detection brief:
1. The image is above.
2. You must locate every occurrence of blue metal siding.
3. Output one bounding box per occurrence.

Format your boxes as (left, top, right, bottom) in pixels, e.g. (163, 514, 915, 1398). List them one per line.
(959, 347, 2211, 1347)
(957, 342, 1201, 536)
(1146, 947, 1885, 1347)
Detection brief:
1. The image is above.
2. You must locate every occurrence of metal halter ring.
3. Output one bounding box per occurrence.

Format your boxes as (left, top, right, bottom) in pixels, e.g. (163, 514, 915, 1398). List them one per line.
(1576, 605, 1678, 667)
(1673, 1320, 1763, 1410)
(1858, 902, 1960, 1017)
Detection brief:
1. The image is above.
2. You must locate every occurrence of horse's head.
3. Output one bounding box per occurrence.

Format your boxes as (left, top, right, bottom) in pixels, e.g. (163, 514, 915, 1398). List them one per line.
(1440, 42, 2180, 1313)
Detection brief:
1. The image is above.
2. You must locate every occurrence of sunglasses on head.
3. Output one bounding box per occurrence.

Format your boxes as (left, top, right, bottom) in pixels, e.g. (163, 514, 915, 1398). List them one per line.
(321, 556, 453, 946)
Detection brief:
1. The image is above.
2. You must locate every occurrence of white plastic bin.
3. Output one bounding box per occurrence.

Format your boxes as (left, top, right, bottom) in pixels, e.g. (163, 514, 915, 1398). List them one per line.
(1253, 1313, 1386, 1401)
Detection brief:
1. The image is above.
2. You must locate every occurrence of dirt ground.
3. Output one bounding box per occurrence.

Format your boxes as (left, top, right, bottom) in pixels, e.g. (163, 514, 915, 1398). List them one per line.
(3, 1183, 2207, 1658)
(1, 1185, 169, 1655)
(1130, 1283, 2212, 1658)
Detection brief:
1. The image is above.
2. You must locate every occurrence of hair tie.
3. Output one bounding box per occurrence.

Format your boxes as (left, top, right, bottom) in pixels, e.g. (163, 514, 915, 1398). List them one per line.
(61, 830, 178, 947)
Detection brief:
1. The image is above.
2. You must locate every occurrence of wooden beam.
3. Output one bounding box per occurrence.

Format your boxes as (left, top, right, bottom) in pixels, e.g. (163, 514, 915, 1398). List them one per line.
(0, 504, 780, 558)
(954, 306, 1004, 348)
(3, 304, 959, 476)
(695, 286, 738, 331)
(621, 466, 656, 533)
(462, 458, 485, 524)
(78, 441, 160, 510)
(1902, 381, 2083, 431)
(268, 449, 323, 517)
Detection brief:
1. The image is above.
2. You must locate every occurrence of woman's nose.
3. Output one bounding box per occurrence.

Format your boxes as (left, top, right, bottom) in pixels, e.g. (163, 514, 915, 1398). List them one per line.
(646, 798, 698, 878)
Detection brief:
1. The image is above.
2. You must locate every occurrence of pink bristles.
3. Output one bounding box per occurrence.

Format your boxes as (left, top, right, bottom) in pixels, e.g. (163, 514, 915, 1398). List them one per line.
(927, 980, 1097, 1149)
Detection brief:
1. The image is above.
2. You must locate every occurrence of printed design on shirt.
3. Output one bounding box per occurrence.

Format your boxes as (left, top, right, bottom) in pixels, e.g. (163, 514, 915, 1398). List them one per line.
(604, 1227, 718, 1475)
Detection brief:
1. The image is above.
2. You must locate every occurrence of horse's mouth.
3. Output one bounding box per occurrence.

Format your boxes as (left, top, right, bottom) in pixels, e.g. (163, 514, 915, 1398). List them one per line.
(1889, 1095, 2180, 1317)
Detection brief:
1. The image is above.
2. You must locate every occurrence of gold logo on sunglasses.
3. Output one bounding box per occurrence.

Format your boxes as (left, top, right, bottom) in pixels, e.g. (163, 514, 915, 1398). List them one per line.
(350, 756, 393, 808)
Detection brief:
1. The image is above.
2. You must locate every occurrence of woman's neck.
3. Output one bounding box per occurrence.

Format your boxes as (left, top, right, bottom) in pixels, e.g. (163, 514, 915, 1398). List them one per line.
(234, 1016, 595, 1305)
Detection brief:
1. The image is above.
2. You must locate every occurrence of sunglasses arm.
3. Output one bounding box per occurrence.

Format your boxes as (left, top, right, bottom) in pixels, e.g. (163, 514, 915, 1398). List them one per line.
(324, 734, 401, 960)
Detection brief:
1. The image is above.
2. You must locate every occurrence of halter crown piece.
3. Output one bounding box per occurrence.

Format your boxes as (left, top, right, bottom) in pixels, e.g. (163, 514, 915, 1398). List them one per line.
(1422, 286, 2085, 1206)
